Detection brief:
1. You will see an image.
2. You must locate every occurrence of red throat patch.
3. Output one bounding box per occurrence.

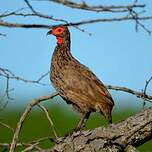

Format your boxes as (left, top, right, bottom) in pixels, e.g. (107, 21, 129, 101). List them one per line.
(57, 37, 63, 45)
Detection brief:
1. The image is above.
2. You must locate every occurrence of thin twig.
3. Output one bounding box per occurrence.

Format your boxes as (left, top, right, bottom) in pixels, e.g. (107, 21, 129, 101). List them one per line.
(142, 76, 152, 108)
(0, 121, 14, 133)
(0, 20, 50, 28)
(0, 32, 6, 36)
(0, 15, 152, 29)
(37, 0, 146, 13)
(144, 76, 152, 95)
(0, 68, 49, 85)
(0, 142, 42, 151)
(0, 68, 50, 105)
(106, 85, 152, 102)
(129, 8, 151, 35)
(37, 104, 58, 139)
(24, 0, 67, 22)
(22, 142, 39, 152)
(9, 92, 58, 152)
(5, 74, 14, 100)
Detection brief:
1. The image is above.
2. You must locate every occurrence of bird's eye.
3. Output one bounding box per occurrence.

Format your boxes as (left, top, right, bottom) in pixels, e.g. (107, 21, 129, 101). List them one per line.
(58, 28, 62, 32)
(53, 27, 64, 35)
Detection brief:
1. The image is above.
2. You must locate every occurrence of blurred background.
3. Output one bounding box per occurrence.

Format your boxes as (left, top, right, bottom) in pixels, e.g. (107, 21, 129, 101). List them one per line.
(0, 0, 152, 151)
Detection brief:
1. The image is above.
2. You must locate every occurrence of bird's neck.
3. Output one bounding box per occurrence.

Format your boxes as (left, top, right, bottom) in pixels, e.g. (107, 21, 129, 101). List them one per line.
(56, 35, 71, 49)
(53, 36, 72, 62)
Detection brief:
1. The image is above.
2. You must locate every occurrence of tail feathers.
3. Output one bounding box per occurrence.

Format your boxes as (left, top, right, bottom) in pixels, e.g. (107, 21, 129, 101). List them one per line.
(95, 102, 113, 124)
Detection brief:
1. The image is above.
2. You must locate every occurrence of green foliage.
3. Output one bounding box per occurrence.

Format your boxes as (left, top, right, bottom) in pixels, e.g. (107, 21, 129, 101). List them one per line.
(0, 103, 151, 151)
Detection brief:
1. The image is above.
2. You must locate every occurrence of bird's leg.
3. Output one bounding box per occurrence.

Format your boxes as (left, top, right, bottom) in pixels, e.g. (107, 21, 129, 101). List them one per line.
(108, 115, 112, 124)
(75, 111, 91, 131)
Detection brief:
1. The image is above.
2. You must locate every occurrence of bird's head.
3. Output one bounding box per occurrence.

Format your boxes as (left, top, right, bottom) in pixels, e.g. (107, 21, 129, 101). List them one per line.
(47, 25, 70, 45)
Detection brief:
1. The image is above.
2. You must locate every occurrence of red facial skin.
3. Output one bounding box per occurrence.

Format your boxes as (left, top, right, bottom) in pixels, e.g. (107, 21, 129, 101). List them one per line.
(56, 37, 63, 44)
(48, 26, 65, 45)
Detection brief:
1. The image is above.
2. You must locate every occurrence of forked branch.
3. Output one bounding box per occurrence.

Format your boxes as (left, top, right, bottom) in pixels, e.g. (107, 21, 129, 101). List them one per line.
(9, 92, 58, 152)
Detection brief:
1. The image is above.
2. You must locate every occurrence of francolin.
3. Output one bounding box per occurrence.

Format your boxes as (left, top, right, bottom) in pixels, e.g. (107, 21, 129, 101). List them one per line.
(47, 26, 114, 131)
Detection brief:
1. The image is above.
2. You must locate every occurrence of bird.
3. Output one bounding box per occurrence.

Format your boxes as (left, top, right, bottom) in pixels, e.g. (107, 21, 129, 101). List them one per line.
(47, 25, 114, 131)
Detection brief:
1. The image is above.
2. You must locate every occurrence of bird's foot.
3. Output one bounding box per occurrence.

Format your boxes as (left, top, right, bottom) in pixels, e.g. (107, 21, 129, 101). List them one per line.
(49, 136, 63, 144)
(64, 127, 82, 138)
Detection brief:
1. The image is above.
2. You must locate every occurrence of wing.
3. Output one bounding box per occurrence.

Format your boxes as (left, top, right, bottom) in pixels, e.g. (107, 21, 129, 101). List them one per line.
(60, 62, 114, 112)
(81, 65, 114, 105)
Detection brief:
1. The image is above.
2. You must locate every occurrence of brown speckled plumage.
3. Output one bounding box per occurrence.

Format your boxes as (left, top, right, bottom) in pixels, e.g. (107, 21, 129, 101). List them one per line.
(48, 26, 114, 130)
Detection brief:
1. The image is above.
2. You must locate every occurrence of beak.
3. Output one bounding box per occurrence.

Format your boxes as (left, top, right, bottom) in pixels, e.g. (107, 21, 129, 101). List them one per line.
(47, 29, 52, 36)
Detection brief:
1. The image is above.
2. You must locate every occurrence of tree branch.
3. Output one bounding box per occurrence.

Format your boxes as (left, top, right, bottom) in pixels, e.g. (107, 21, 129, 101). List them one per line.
(43, 107, 152, 152)
(38, 0, 146, 13)
(0, 68, 49, 85)
(0, 68, 50, 109)
(106, 85, 152, 102)
(9, 92, 58, 152)
(0, 121, 14, 133)
(0, 32, 6, 36)
(24, 0, 68, 23)
(0, 142, 43, 151)
(37, 104, 58, 139)
(0, 0, 151, 34)
(142, 76, 152, 108)
(0, 20, 50, 29)
(1, 15, 152, 29)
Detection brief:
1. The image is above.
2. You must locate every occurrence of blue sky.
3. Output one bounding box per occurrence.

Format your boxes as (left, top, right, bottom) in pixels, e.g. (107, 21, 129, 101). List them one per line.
(0, 0, 152, 109)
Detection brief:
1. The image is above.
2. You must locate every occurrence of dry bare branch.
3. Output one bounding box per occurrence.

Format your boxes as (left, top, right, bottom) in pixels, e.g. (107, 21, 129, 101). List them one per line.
(1, 136, 56, 151)
(142, 76, 152, 108)
(24, 0, 68, 23)
(9, 92, 58, 152)
(0, 1, 151, 35)
(38, 104, 58, 140)
(1, 0, 150, 35)
(1, 15, 152, 29)
(107, 85, 152, 102)
(38, 0, 146, 13)
(0, 12, 91, 35)
(0, 68, 49, 105)
(22, 136, 56, 151)
(0, 12, 65, 22)
(128, 8, 151, 35)
(0, 33, 6, 36)
(144, 76, 152, 95)
(0, 20, 50, 28)
(0, 121, 14, 133)
(0, 142, 42, 151)
(42, 107, 152, 152)
(0, 68, 49, 84)
(0, 6, 66, 23)
(22, 142, 39, 152)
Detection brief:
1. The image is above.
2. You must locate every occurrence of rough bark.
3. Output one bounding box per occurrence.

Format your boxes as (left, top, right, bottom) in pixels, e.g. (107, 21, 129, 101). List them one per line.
(43, 107, 152, 152)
